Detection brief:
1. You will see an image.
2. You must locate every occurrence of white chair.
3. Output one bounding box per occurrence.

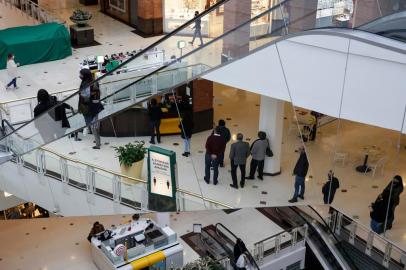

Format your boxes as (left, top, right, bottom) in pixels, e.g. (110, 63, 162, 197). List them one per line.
(333, 152, 348, 166)
(367, 156, 388, 177)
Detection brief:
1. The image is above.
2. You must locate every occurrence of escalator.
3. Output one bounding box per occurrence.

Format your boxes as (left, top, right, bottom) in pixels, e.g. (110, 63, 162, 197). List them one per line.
(181, 223, 259, 269)
(357, 10, 406, 42)
(257, 207, 353, 269)
(1, 0, 404, 163)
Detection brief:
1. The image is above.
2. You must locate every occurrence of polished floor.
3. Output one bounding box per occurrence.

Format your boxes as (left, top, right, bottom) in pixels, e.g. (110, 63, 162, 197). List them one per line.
(0, 0, 405, 252)
(0, 208, 284, 269)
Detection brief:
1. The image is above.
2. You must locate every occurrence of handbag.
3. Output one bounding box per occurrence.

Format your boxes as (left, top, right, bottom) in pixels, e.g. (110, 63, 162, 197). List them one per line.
(266, 139, 273, 157)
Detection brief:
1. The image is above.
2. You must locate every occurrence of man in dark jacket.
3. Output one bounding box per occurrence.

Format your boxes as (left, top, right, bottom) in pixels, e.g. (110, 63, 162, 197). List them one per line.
(289, 146, 309, 203)
(229, 133, 250, 189)
(204, 127, 226, 185)
(370, 190, 393, 234)
(216, 119, 231, 167)
(381, 175, 403, 229)
(322, 170, 340, 204)
(148, 98, 163, 144)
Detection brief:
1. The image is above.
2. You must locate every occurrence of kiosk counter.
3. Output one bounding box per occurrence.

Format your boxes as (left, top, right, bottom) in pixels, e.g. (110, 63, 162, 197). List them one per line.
(91, 219, 183, 270)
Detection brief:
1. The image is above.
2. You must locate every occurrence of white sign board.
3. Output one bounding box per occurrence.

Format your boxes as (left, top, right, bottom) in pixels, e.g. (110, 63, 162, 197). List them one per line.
(149, 151, 173, 198)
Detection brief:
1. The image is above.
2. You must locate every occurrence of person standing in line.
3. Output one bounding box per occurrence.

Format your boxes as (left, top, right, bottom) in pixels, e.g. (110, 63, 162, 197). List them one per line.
(179, 112, 194, 157)
(246, 131, 268, 180)
(6, 53, 19, 90)
(204, 126, 226, 185)
(78, 68, 103, 149)
(148, 98, 163, 144)
(229, 133, 250, 189)
(189, 11, 203, 46)
(289, 146, 309, 203)
(381, 175, 403, 229)
(322, 170, 340, 204)
(370, 190, 393, 234)
(216, 119, 231, 167)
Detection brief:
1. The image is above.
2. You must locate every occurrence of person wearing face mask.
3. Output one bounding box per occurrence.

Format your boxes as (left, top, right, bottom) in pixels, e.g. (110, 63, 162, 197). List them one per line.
(5, 53, 19, 90)
(78, 69, 104, 149)
(322, 170, 340, 204)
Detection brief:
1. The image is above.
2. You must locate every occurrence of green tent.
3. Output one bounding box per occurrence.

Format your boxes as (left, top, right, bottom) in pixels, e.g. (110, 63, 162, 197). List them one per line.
(0, 23, 72, 69)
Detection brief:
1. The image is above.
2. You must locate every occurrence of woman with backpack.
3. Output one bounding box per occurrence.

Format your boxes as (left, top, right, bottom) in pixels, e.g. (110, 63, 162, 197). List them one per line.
(78, 68, 104, 149)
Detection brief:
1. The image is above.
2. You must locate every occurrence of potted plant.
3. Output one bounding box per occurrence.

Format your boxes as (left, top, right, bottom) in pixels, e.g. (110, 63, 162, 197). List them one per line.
(182, 257, 226, 270)
(114, 141, 146, 181)
(69, 9, 92, 26)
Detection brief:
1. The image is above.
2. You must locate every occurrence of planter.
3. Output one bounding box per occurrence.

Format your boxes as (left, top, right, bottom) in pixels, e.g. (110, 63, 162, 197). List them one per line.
(70, 18, 91, 26)
(120, 159, 144, 182)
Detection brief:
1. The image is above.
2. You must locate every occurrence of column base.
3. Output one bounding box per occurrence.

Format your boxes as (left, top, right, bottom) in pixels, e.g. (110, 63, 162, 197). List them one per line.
(263, 170, 282, 177)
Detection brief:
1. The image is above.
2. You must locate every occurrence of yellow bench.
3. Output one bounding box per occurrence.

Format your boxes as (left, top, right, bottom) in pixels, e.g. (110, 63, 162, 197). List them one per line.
(160, 117, 181, 135)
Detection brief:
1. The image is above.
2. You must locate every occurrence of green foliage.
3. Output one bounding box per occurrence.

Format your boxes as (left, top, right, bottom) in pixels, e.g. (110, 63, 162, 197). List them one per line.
(114, 141, 146, 167)
(70, 9, 92, 21)
(181, 257, 226, 270)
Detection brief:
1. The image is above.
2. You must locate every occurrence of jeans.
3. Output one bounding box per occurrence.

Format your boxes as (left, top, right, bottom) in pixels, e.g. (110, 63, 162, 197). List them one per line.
(183, 138, 190, 153)
(6, 77, 17, 88)
(205, 153, 219, 184)
(218, 152, 225, 166)
(293, 175, 305, 199)
(231, 160, 246, 187)
(370, 219, 384, 234)
(84, 115, 101, 147)
(150, 120, 161, 143)
(248, 159, 264, 178)
(191, 28, 203, 45)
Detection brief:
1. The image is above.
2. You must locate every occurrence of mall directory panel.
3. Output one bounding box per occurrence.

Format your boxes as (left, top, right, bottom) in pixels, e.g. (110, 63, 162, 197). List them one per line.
(90, 218, 183, 270)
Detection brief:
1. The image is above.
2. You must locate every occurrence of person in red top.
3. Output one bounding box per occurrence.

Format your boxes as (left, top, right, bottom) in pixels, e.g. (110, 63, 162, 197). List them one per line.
(204, 126, 226, 185)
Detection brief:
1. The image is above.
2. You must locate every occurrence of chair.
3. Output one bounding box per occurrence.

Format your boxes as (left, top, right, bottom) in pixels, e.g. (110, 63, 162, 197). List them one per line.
(333, 152, 348, 166)
(366, 156, 388, 177)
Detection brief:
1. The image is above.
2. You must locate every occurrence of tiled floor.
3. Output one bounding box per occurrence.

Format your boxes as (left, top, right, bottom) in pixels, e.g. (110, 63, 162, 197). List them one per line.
(0, 0, 405, 254)
(0, 208, 285, 270)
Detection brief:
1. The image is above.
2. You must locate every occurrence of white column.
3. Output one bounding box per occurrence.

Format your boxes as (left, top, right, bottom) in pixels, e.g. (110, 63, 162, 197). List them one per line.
(259, 95, 284, 175)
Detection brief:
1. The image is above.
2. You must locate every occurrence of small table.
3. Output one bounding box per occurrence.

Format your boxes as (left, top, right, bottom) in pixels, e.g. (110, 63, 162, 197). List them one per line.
(356, 145, 381, 173)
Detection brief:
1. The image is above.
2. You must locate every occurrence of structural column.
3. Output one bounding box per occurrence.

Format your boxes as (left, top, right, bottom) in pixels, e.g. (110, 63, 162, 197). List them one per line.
(259, 95, 284, 175)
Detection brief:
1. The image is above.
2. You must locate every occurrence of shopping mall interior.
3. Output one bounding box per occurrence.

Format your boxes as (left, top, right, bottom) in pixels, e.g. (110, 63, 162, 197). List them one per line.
(0, 0, 406, 269)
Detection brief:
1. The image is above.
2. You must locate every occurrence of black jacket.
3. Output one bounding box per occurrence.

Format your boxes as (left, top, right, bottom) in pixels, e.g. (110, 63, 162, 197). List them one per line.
(215, 126, 231, 143)
(34, 98, 55, 118)
(148, 105, 163, 121)
(179, 116, 194, 139)
(322, 177, 340, 195)
(293, 152, 309, 177)
(52, 96, 72, 128)
(370, 193, 393, 223)
(382, 181, 404, 206)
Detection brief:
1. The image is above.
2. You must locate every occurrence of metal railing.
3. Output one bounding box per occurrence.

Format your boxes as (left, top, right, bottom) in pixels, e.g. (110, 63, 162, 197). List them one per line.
(0, 0, 64, 25)
(253, 224, 308, 265)
(327, 207, 406, 269)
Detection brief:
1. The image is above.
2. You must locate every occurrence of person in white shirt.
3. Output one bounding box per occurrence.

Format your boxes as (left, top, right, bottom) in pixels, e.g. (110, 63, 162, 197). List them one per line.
(236, 251, 254, 270)
(6, 53, 19, 90)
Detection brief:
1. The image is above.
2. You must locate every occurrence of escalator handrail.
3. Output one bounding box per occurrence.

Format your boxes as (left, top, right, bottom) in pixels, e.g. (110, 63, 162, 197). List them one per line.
(0, 0, 230, 140)
(215, 223, 260, 270)
(0, 0, 290, 145)
(329, 206, 406, 257)
(289, 206, 359, 270)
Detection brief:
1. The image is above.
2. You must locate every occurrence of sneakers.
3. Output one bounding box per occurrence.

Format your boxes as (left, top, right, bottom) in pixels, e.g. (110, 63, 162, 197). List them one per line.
(230, 184, 238, 189)
(298, 195, 305, 200)
(288, 198, 298, 203)
(182, 152, 190, 157)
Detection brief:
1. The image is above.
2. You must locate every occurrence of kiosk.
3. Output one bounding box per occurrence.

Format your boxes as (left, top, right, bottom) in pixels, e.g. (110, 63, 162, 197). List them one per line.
(91, 219, 183, 270)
